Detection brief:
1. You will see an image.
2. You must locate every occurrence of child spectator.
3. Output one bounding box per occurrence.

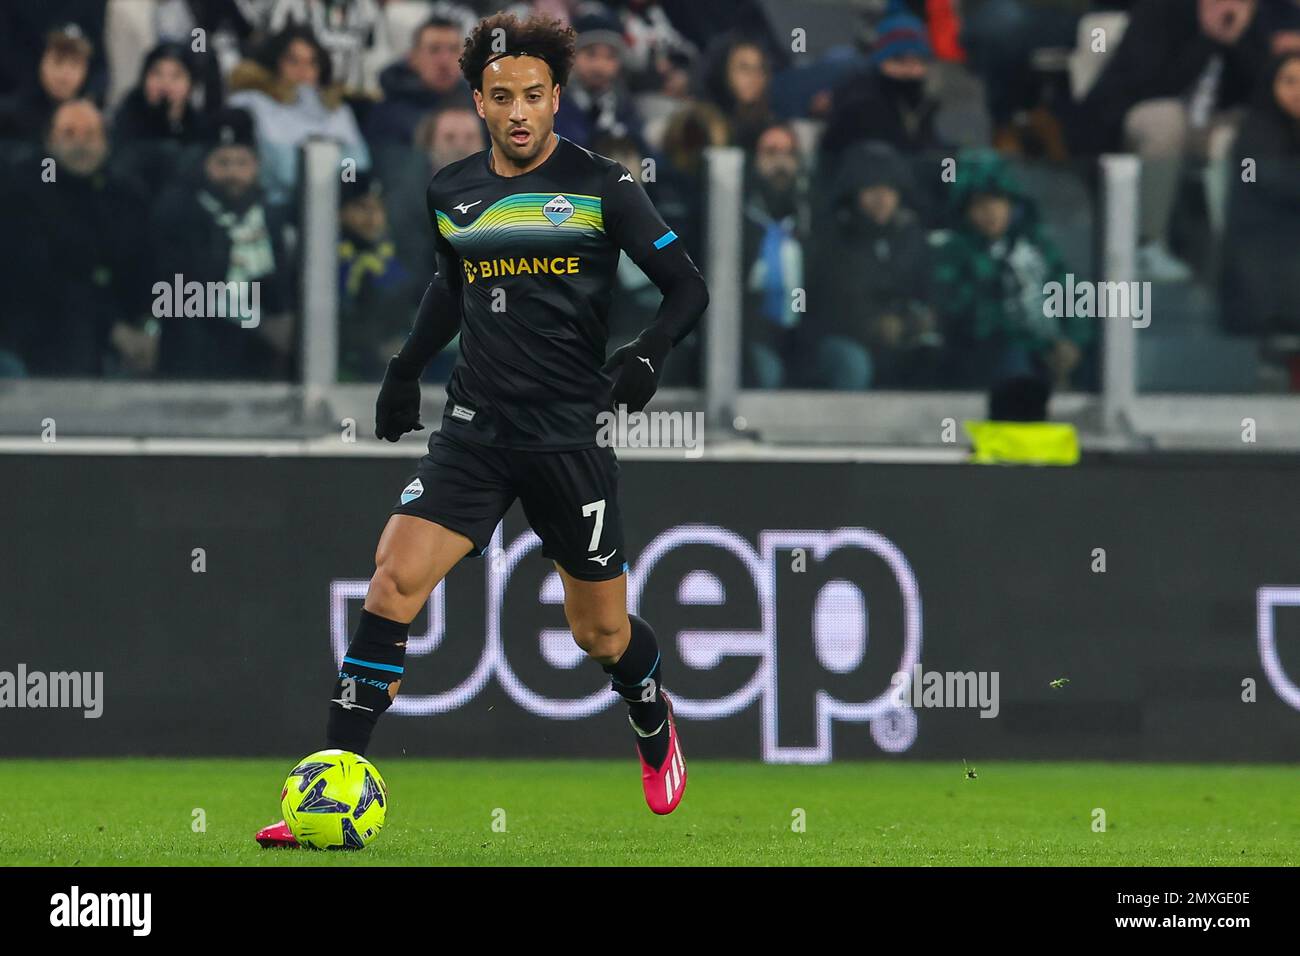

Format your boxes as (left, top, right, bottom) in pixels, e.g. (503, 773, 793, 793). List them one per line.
(931, 151, 1090, 390)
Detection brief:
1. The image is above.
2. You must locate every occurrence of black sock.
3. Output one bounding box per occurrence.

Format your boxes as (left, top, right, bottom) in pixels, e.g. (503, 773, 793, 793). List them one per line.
(602, 614, 670, 769)
(325, 609, 409, 756)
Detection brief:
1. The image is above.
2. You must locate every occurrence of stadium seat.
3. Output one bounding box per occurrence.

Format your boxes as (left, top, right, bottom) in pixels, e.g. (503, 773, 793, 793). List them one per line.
(1136, 281, 1260, 392)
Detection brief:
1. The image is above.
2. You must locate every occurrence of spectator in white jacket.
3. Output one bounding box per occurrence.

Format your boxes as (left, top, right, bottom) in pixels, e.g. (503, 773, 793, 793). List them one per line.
(227, 23, 370, 205)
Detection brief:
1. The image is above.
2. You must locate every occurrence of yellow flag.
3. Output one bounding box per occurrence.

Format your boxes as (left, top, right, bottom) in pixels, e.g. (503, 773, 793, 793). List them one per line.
(963, 421, 1079, 466)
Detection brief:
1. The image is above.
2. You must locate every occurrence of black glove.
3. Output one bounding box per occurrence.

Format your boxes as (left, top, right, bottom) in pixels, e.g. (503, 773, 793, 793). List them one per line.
(375, 356, 425, 441)
(602, 329, 672, 413)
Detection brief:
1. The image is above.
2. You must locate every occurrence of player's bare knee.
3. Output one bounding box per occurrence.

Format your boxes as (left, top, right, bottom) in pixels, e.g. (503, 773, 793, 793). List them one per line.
(572, 615, 630, 663)
(365, 567, 400, 606)
(366, 564, 421, 620)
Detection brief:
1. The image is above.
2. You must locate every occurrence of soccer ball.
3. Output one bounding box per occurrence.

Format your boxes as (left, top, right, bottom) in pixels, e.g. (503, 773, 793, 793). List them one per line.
(280, 749, 388, 850)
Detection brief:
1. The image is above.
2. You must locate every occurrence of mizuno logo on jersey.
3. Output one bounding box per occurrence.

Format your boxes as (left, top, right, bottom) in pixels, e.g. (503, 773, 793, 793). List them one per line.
(618, 171, 634, 183)
(589, 549, 618, 566)
(450, 404, 476, 422)
(453, 199, 482, 215)
(637, 355, 655, 373)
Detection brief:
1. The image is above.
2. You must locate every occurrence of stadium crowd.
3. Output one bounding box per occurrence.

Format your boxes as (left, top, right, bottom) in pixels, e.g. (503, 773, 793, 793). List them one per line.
(1, 0, 1299, 392)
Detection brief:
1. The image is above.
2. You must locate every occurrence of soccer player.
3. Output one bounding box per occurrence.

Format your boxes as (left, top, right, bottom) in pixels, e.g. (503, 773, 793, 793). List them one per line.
(257, 13, 707, 847)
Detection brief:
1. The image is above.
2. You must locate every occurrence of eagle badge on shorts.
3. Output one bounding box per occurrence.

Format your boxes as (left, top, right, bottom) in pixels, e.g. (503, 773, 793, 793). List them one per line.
(543, 195, 574, 226)
(400, 478, 424, 504)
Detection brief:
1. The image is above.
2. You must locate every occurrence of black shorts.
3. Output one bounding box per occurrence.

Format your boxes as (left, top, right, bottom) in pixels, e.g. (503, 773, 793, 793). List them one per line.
(390, 430, 626, 582)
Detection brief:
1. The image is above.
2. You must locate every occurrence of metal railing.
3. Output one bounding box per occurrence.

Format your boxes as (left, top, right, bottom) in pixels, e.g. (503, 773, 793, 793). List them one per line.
(3, 143, 1300, 452)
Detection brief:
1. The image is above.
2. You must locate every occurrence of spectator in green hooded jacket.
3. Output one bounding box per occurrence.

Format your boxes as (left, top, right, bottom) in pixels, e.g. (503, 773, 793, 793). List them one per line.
(932, 150, 1092, 390)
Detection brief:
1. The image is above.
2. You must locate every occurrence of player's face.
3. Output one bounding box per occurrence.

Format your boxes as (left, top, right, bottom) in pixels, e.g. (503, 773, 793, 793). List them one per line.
(475, 55, 559, 167)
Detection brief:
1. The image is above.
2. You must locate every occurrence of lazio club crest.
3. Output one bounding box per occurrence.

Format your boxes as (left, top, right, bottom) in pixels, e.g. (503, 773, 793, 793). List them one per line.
(400, 478, 423, 504)
(543, 195, 574, 226)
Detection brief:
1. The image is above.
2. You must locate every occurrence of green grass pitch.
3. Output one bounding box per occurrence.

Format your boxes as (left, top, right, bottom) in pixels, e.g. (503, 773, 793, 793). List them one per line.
(1, 760, 1295, 866)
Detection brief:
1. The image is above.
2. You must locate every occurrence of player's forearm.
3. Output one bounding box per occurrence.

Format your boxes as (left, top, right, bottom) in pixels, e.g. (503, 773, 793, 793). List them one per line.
(603, 258, 708, 411)
(639, 254, 710, 349)
(391, 278, 460, 378)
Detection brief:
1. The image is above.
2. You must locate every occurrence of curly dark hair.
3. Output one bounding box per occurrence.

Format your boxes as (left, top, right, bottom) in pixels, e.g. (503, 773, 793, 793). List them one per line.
(459, 13, 576, 91)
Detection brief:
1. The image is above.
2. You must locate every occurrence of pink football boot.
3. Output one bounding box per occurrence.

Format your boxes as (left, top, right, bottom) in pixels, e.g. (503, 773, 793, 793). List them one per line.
(254, 819, 300, 848)
(637, 692, 687, 814)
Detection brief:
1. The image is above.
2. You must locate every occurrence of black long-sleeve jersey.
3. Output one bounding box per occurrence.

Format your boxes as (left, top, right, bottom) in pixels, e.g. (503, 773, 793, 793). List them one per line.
(398, 134, 708, 450)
